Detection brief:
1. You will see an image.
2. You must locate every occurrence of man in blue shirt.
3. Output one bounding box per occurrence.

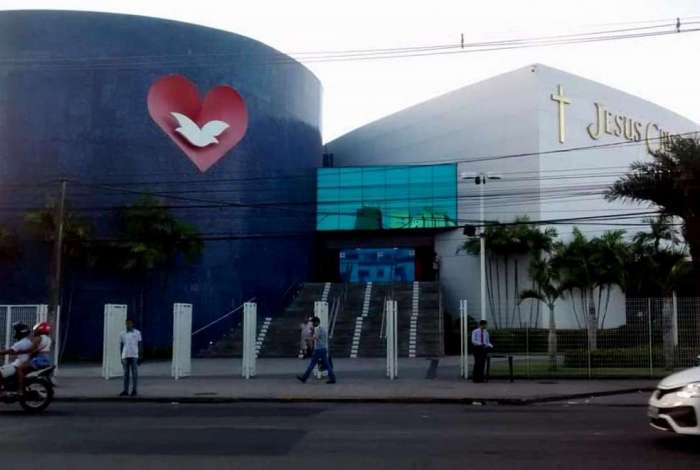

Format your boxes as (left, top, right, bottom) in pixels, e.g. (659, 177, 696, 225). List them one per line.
(471, 320, 493, 383)
(297, 317, 336, 384)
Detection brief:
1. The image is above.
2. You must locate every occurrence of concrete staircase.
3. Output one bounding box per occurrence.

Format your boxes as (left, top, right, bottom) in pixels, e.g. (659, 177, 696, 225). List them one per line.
(202, 281, 443, 358)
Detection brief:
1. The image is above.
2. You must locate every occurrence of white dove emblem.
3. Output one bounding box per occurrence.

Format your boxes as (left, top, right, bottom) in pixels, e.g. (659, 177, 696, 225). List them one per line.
(170, 112, 230, 148)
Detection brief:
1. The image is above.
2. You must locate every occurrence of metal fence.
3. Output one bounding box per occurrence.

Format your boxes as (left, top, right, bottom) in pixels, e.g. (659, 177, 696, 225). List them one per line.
(0, 305, 48, 365)
(475, 297, 700, 379)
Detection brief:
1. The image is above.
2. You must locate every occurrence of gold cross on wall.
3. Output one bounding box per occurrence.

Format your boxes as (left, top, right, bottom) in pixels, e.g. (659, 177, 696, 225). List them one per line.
(551, 85, 571, 144)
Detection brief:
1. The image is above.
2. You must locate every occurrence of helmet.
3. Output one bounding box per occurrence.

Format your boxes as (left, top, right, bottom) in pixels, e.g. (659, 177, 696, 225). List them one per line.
(12, 322, 30, 340)
(33, 321, 51, 336)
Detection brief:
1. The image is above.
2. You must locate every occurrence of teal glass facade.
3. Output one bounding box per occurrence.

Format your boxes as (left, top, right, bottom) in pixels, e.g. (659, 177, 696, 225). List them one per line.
(317, 164, 457, 231)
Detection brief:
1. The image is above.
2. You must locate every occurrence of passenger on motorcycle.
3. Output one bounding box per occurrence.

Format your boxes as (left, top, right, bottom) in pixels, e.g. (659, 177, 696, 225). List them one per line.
(0, 323, 33, 391)
(26, 322, 52, 369)
(14, 322, 53, 394)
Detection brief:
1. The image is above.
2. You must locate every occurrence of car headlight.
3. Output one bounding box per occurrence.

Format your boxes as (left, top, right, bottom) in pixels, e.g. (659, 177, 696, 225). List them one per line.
(677, 383, 700, 398)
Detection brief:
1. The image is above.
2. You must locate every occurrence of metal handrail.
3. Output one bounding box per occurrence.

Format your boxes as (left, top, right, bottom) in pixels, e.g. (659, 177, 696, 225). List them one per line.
(379, 294, 388, 339)
(329, 297, 340, 339)
(279, 280, 301, 312)
(191, 297, 256, 336)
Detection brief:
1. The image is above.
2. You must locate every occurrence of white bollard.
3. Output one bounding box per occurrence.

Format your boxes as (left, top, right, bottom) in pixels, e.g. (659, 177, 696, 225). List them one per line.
(102, 304, 127, 379)
(172, 303, 193, 380)
(313, 301, 330, 379)
(314, 301, 329, 330)
(386, 300, 398, 380)
(460, 300, 469, 379)
(242, 302, 257, 379)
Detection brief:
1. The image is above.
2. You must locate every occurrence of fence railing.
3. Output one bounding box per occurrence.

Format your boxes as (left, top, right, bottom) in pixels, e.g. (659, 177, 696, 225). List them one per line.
(471, 296, 700, 379)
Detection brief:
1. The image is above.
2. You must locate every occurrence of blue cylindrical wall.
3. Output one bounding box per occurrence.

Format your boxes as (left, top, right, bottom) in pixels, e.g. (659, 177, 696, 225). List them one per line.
(0, 11, 322, 358)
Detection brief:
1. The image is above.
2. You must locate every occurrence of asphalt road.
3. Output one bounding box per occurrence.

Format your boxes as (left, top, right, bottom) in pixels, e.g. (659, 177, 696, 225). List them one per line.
(0, 400, 697, 469)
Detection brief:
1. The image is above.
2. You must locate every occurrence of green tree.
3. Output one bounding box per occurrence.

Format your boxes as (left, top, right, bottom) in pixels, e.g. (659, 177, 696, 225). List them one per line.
(625, 216, 690, 369)
(606, 136, 700, 291)
(462, 217, 556, 327)
(519, 257, 567, 370)
(625, 216, 688, 296)
(24, 203, 95, 353)
(113, 196, 203, 325)
(552, 229, 627, 350)
(24, 203, 95, 268)
(592, 230, 630, 328)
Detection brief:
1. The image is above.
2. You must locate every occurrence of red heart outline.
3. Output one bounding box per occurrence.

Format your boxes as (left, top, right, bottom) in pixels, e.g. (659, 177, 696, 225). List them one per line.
(147, 74, 248, 173)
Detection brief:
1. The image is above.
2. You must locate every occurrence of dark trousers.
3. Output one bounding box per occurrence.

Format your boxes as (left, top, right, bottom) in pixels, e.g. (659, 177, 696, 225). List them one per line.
(122, 358, 138, 393)
(301, 348, 335, 382)
(472, 346, 488, 383)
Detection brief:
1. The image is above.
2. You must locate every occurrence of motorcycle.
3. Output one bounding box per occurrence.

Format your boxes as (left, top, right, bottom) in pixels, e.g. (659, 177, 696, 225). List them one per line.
(0, 366, 55, 412)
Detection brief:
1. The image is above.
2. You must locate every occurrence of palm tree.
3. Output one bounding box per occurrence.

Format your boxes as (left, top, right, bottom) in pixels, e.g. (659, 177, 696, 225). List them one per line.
(633, 216, 682, 254)
(552, 229, 627, 350)
(462, 217, 557, 328)
(520, 257, 567, 370)
(626, 217, 687, 296)
(606, 136, 700, 291)
(512, 222, 557, 327)
(626, 217, 690, 369)
(591, 230, 629, 329)
(24, 203, 95, 341)
(113, 196, 203, 326)
(24, 203, 95, 266)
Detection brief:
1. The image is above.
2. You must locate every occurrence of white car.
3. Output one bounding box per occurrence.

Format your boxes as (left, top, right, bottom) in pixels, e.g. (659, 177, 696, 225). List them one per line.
(648, 364, 700, 435)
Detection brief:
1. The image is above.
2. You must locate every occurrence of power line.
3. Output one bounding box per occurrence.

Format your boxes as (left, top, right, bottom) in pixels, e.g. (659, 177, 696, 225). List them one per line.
(0, 130, 694, 189)
(2, 19, 699, 70)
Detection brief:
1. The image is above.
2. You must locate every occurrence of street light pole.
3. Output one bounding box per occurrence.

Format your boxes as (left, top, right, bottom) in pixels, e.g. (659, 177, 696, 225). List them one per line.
(478, 177, 486, 322)
(460, 171, 502, 323)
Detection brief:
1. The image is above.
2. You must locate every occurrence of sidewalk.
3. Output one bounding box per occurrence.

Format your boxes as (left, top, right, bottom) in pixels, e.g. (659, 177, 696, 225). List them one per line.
(52, 357, 658, 404)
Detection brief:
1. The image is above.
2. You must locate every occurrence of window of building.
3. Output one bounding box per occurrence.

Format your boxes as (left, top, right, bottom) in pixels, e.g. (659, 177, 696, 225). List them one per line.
(317, 164, 457, 231)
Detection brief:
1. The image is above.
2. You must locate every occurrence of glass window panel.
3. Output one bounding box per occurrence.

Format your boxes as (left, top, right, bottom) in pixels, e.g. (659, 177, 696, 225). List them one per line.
(317, 203, 339, 230)
(362, 167, 385, 204)
(317, 187, 339, 204)
(337, 202, 358, 230)
(317, 169, 340, 189)
(432, 164, 455, 181)
(316, 164, 457, 231)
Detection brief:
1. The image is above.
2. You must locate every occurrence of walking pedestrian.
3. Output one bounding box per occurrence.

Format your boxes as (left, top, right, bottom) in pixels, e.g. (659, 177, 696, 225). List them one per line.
(471, 320, 493, 383)
(297, 317, 336, 384)
(119, 319, 142, 397)
(300, 316, 314, 359)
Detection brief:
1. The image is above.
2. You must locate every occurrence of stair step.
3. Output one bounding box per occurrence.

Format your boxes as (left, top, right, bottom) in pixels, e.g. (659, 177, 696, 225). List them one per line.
(203, 281, 442, 358)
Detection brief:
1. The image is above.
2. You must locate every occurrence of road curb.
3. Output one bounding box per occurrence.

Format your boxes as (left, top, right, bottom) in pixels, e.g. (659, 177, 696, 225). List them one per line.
(55, 387, 655, 405)
(497, 387, 655, 405)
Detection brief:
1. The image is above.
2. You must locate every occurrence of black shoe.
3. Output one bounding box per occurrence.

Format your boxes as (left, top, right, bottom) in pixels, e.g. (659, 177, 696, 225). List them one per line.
(130, 390, 138, 397)
(326, 380, 336, 384)
(296, 375, 306, 383)
(119, 391, 128, 396)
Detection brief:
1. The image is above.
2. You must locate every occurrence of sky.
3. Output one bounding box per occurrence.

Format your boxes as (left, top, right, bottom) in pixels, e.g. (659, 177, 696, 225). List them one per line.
(2, 0, 699, 142)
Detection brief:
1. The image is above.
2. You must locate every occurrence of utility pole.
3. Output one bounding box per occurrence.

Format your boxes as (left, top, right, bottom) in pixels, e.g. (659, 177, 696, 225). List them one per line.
(460, 171, 503, 322)
(48, 179, 67, 336)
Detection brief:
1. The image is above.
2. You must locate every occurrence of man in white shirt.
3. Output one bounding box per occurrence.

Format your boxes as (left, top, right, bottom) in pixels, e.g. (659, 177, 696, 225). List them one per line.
(119, 319, 142, 397)
(471, 320, 493, 383)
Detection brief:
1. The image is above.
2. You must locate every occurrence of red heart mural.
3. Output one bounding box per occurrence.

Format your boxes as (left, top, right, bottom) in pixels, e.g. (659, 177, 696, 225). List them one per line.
(147, 74, 248, 173)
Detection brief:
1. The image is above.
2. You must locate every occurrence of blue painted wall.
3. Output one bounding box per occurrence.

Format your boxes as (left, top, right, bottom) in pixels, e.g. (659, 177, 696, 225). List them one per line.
(0, 11, 322, 358)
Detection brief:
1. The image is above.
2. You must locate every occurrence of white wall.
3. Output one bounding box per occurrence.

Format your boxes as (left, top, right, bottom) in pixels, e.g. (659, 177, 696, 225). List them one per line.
(328, 63, 699, 330)
(534, 64, 699, 328)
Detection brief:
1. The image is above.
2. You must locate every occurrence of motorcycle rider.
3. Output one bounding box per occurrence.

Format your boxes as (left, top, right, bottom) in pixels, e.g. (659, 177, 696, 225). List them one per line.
(15, 322, 53, 394)
(0, 323, 33, 392)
